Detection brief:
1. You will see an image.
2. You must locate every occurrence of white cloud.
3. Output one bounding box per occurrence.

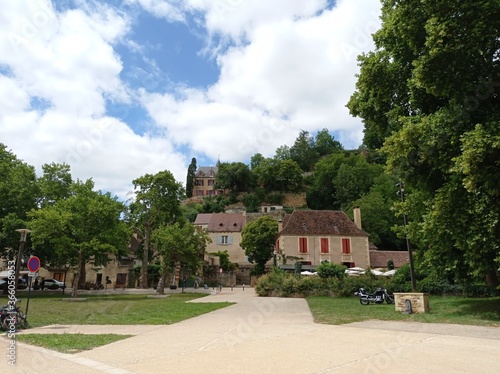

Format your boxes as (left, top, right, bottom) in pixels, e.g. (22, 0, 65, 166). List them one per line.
(139, 0, 381, 160)
(0, 1, 186, 200)
(124, 0, 187, 22)
(0, 0, 382, 202)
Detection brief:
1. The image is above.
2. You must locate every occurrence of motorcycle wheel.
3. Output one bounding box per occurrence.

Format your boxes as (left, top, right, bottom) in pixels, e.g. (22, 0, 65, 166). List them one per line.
(359, 298, 370, 305)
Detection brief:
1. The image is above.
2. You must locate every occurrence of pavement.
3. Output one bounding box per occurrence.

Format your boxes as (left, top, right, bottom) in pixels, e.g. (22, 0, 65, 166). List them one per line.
(1, 287, 499, 374)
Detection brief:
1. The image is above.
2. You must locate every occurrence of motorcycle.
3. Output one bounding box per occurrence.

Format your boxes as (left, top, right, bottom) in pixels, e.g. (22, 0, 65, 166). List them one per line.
(354, 287, 394, 305)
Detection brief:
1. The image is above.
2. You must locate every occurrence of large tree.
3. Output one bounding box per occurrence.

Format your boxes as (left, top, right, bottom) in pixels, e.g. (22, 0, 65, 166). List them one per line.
(214, 162, 252, 193)
(127, 171, 184, 288)
(347, 0, 500, 285)
(28, 179, 130, 297)
(37, 162, 73, 208)
(314, 128, 343, 157)
(153, 222, 211, 294)
(0, 144, 38, 260)
(240, 215, 278, 275)
(290, 130, 319, 171)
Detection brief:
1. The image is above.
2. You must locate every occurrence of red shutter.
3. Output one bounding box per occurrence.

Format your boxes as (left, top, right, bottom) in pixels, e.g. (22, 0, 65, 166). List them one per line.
(341, 238, 351, 254)
(299, 237, 308, 253)
(320, 238, 329, 253)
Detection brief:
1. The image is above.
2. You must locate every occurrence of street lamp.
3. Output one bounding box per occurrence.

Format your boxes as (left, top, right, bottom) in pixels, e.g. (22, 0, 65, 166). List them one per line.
(397, 182, 417, 291)
(14, 229, 32, 291)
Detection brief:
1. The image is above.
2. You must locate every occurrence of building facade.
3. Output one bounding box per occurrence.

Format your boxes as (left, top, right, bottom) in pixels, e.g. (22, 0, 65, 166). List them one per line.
(192, 166, 223, 197)
(276, 209, 370, 269)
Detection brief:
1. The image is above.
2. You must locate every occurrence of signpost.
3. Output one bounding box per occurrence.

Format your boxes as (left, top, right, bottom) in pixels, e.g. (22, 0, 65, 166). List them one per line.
(25, 256, 40, 316)
(27, 256, 40, 273)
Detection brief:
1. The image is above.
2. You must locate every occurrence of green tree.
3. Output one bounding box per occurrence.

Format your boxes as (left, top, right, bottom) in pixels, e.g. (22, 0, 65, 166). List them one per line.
(274, 145, 291, 161)
(348, 1, 500, 285)
(347, 173, 404, 250)
(290, 130, 319, 171)
(185, 158, 197, 198)
(333, 155, 384, 209)
(0, 144, 38, 260)
(214, 162, 252, 193)
(240, 215, 278, 275)
(314, 128, 343, 157)
(127, 171, 184, 288)
(250, 153, 265, 170)
(28, 179, 130, 297)
(37, 162, 72, 208)
(153, 222, 211, 294)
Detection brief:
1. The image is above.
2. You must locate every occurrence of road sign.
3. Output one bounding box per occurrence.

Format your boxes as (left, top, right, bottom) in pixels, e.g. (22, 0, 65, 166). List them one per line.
(27, 256, 40, 273)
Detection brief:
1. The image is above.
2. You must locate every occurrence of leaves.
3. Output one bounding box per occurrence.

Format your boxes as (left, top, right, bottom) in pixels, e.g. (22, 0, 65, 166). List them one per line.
(240, 216, 278, 275)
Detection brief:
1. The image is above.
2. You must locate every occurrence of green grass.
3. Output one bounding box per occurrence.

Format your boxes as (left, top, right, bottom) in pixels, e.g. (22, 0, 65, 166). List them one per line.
(1, 293, 233, 327)
(16, 334, 132, 353)
(307, 295, 500, 326)
(0, 293, 232, 353)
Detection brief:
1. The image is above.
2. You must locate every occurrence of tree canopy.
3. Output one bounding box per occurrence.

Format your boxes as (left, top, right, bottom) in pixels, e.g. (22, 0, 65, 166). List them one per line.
(240, 215, 278, 275)
(347, 0, 500, 285)
(127, 170, 184, 288)
(28, 179, 130, 297)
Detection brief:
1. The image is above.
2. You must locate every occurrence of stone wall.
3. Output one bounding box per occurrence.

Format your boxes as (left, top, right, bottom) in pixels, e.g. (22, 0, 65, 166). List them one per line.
(394, 292, 430, 313)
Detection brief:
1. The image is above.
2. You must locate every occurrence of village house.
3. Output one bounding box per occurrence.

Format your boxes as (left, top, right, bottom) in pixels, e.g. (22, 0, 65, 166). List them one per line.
(276, 208, 370, 269)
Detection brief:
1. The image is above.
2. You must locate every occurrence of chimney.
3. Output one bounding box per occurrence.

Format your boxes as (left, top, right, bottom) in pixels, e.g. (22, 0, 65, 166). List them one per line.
(278, 219, 283, 233)
(353, 206, 362, 230)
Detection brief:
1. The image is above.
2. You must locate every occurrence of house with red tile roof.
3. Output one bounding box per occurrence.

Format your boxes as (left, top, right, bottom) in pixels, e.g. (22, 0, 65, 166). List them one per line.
(276, 209, 370, 269)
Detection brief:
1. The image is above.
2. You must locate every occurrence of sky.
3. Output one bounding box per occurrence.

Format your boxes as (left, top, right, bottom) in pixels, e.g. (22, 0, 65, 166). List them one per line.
(0, 0, 382, 201)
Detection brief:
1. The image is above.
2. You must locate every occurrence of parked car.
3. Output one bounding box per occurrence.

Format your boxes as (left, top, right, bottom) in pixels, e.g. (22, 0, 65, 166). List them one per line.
(0, 278, 28, 290)
(42, 278, 66, 290)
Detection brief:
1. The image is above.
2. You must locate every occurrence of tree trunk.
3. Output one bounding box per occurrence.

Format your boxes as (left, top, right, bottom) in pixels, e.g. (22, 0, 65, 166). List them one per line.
(71, 252, 83, 297)
(78, 256, 86, 289)
(141, 222, 150, 289)
(156, 266, 168, 295)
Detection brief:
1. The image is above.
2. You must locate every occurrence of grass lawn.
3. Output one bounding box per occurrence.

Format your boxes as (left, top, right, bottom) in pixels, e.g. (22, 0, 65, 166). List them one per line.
(307, 295, 500, 326)
(1, 293, 233, 327)
(1, 293, 232, 353)
(16, 334, 132, 353)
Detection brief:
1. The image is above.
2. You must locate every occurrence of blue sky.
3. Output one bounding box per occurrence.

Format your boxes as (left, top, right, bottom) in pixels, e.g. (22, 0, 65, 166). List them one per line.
(0, 0, 381, 200)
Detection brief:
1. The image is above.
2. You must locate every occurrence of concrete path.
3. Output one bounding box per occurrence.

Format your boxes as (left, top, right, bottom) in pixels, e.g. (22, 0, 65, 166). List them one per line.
(1, 288, 499, 373)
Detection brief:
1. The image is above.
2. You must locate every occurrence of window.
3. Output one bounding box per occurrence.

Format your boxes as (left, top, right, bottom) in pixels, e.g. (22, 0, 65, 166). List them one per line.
(196, 190, 204, 196)
(299, 237, 308, 253)
(208, 179, 215, 186)
(116, 273, 127, 285)
(320, 238, 329, 253)
(195, 179, 204, 186)
(216, 235, 232, 245)
(341, 238, 351, 254)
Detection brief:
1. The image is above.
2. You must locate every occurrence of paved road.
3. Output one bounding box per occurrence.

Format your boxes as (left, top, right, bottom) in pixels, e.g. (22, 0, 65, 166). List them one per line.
(1, 288, 499, 373)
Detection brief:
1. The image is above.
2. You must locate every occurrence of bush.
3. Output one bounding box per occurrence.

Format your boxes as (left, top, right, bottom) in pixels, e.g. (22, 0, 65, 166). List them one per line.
(417, 273, 458, 295)
(316, 262, 346, 280)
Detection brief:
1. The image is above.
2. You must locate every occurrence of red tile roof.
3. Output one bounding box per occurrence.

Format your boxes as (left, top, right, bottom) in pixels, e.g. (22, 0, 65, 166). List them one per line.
(194, 213, 213, 225)
(206, 213, 246, 232)
(279, 210, 368, 237)
(369, 250, 409, 268)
